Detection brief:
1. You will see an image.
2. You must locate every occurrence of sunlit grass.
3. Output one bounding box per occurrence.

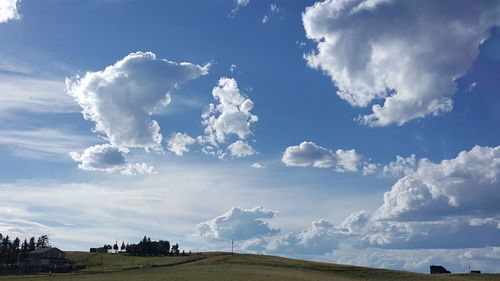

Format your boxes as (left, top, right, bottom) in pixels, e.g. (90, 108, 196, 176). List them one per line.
(2, 253, 500, 281)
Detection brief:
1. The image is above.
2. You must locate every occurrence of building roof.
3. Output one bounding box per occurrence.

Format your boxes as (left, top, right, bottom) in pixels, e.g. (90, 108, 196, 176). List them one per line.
(30, 247, 64, 254)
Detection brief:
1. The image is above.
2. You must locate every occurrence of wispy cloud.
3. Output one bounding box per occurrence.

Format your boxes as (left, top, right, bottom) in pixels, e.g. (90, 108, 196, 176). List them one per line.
(0, 129, 98, 161)
(262, 3, 281, 24)
(0, 74, 78, 117)
(230, 0, 250, 17)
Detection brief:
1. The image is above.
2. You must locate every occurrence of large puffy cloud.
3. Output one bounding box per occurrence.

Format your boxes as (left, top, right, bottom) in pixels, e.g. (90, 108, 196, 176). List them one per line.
(303, 0, 500, 126)
(195, 206, 279, 241)
(338, 211, 369, 235)
(375, 146, 500, 221)
(355, 145, 500, 250)
(361, 219, 500, 249)
(0, 0, 21, 23)
(241, 212, 369, 255)
(197, 209, 367, 256)
(281, 145, 500, 250)
(267, 219, 341, 255)
(282, 141, 372, 173)
(69, 144, 154, 176)
(66, 51, 208, 151)
(200, 77, 258, 157)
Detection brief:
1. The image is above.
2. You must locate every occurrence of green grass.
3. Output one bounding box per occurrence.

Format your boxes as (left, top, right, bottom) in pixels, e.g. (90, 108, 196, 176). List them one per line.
(65, 251, 205, 272)
(2, 253, 500, 281)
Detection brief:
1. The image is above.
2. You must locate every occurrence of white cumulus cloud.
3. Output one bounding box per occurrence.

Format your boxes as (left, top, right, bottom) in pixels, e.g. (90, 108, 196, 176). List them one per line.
(66, 51, 209, 151)
(200, 77, 258, 157)
(339, 211, 369, 235)
(303, 0, 500, 126)
(0, 0, 21, 23)
(282, 141, 372, 172)
(250, 162, 265, 169)
(279, 145, 500, 250)
(195, 206, 279, 241)
(349, 145, 500, 250)
(267, 219, 341, 255)
(335, 148, 364, 172)
(167, 132, 196, 156)
(282, 141, 335, 168)
(69, 144, 154, 175)
(374, 145, 500, 221)
(382, 154, 417, 177)
(228, 140, 256, 157)
(360, 219, 500, 249)
(120, 162, 155, 176)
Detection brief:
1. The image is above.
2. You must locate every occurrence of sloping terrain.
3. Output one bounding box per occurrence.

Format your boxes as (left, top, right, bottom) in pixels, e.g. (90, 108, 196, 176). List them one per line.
(2, 253, 500, 281)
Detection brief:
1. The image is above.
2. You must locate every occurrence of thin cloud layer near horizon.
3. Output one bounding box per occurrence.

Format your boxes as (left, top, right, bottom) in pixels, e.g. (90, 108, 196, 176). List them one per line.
(0, 0, 499, 274)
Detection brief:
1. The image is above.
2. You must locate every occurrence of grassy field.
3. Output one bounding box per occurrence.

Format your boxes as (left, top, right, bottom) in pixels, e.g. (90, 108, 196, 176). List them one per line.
(65, 251, 209, 272)
(2, 253, 500, 281)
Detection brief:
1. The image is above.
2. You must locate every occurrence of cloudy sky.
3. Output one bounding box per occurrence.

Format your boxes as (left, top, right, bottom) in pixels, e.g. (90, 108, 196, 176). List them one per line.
(1, 0, 500, 274)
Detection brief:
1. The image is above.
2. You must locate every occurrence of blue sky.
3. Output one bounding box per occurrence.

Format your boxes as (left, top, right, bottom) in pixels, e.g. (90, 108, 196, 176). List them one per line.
(1, 0, 500, 274)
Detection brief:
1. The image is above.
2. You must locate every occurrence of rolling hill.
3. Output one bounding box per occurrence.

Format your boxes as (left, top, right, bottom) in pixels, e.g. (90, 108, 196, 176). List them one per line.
(2, 252, 500, 281)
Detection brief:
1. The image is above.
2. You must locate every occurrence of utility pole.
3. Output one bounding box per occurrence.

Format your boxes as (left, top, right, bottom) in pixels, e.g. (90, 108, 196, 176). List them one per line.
(231, 239, 234, 256)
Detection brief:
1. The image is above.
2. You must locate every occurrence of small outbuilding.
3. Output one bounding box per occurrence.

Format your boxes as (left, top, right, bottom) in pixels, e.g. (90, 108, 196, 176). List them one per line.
(89, 247, 108, 253)
(430, 265, 451, 274)
(23, 247, 71, 273)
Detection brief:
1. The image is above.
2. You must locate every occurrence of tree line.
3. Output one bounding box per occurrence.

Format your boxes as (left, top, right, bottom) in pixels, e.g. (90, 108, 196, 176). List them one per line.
(116, 236, 187, 256)
(0, 233, 50, 270)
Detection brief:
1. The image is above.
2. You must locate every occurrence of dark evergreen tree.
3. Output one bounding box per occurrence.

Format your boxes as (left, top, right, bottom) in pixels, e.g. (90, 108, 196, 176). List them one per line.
(20, 239, 29, 262)
(1, 235, 11, 268)
(171, 243, 179, 256)
(11, 237, 20, 266)
(36, 235, 50, 249)
(0, 233, 52, 270)
(120, 241, 126, 252)
(125, 237, 172, 256)
(28, 237, 36, 251)
(0, 233, 3, 268)
(113, 241, 118, 253)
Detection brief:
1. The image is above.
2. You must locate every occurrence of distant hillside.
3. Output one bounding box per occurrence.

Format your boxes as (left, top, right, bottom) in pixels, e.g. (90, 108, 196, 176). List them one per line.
(1, 252, 499, 281)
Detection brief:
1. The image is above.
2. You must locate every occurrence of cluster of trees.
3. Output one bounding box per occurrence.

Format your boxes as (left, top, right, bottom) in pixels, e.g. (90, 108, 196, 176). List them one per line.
(124, 236, 185, 256)
(0, 233, 50, 270)
(101, 243, 121, 253)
